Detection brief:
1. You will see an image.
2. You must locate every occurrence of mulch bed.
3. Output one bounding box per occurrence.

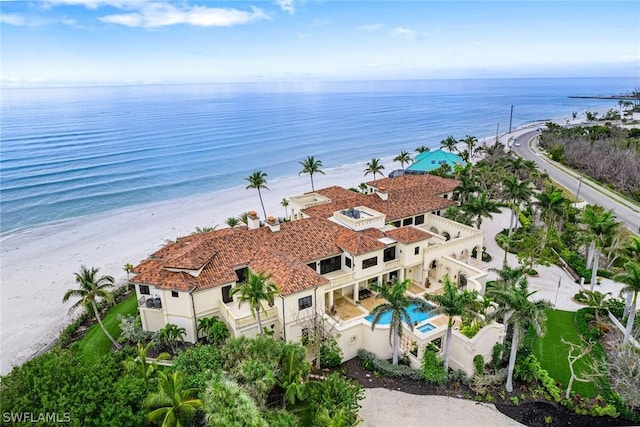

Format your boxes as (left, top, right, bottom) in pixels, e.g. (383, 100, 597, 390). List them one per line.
(338, 357, 632, 427)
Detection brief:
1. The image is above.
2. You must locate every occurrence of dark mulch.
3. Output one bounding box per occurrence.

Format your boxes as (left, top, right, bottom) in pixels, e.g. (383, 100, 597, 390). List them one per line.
(338, 357, 633, 427)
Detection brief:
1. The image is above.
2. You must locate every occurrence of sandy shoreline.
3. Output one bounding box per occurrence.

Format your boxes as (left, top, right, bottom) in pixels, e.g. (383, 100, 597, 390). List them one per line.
(0, 157, 393, 373)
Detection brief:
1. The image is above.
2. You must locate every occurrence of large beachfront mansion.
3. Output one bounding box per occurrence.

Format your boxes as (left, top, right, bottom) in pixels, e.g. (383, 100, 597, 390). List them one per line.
(131, 174, 505, 375)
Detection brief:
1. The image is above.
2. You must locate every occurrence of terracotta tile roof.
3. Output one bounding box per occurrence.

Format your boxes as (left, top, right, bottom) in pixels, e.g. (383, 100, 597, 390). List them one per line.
(303, 176, 458, 221)
(336, 229, 385, 255)
(384, 226, 432, 244)
(367, 174, 459, 194)
(131, 175, 458, 295)
(249, 248, 328, 295)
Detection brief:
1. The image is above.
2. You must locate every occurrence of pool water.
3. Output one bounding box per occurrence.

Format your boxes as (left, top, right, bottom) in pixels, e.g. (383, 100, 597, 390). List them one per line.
(417, 323, 435, 333)
(365, 303, 434, 325)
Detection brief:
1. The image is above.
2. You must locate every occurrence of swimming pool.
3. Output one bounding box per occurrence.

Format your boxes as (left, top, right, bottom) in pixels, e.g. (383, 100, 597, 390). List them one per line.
(417, 323, 435, 333)
(364, 303, 434, 325)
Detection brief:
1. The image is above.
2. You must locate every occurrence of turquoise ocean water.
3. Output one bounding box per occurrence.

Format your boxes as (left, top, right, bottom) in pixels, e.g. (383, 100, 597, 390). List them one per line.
(1, 77, 637, 234)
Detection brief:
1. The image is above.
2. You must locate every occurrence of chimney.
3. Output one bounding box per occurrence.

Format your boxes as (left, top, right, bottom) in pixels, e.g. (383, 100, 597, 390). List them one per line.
(248, 211, 261, 230)
(377, 186, 388, 201)
(266, 216, 281, 232)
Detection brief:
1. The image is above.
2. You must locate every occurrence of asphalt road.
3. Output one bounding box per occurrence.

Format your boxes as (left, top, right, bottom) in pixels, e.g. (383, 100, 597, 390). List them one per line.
(511, 129, 640, 234)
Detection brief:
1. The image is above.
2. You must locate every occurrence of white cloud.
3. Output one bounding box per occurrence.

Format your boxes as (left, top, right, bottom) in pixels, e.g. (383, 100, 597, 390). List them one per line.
(0, 13, 26, 26)
(44, 0, 132, 9)
(99, 3, 269, 28)
(618, 54, 640, 64)
(358, 24, 382, 32)
(390, 27, 416, 39)
(276, 0, 296, 15)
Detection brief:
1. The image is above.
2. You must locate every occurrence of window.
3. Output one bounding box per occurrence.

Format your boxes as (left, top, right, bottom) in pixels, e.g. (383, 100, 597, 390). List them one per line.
(414, 214, 425, 225)
(307, 262, 317, 272)
(389, 270, 399, 281)
(391, 221, 401, 228)
(320, 256, 341, 274)
(362, 256, 378, 269)
(402, 217, 413, 226)
(344, 257, 352, 268)
(383, 246, 396, 262)
(443, 194, 449, 199)
(235, 267, 248, 283)
(298, 295, 312, 310)
(171, 291, 179, 298)
(139, 285, 150, 295)
(414, 246, 420, 255)
(222, 285, 233, 303)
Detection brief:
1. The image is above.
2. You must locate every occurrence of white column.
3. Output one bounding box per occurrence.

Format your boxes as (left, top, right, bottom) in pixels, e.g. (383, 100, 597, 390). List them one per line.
(354, 282, 359, 302)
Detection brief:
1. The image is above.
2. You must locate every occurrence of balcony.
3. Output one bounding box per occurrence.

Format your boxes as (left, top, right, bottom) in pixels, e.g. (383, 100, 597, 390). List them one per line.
(139, 296, 162, 310)
(220, 300, 278, 331)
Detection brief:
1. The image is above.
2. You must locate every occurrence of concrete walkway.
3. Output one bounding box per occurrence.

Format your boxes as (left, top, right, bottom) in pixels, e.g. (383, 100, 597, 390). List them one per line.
(359, 388, 525, 427)
(480, 208, 626, 310)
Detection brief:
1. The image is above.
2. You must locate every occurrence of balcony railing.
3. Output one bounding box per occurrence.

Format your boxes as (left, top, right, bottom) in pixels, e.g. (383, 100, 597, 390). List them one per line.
(220, 302, 278, 331)
(139, 296, 162, 309)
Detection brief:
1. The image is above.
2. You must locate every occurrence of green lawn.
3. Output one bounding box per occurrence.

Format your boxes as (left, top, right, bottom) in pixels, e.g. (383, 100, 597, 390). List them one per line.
(77, 293, 137, 364)
(529, 308, 597, 398)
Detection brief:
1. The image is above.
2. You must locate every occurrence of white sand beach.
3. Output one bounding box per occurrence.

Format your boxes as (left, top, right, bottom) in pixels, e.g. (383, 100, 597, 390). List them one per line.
(0, 158, 396, 374)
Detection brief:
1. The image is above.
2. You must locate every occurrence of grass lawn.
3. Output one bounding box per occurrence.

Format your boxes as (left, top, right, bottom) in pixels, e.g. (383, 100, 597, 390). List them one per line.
(528, 308, 598, 398)
(77, 293, 137, 364)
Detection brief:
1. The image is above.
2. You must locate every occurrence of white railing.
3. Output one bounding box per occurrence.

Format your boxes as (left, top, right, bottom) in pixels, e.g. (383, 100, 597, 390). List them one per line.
(220, 302, 278, 330)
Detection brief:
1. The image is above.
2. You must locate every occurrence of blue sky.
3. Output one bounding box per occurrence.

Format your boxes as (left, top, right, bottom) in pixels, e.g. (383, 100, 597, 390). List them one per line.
(1, 0, 638, 86)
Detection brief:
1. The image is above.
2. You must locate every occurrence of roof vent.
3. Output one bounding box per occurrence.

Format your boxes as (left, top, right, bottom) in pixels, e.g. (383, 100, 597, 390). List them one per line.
(266, 216, 281, 232)
(377, 186, 388, 201)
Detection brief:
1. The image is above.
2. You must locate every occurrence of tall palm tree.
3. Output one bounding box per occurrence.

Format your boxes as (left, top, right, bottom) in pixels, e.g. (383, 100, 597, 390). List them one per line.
(123, 262, 134, 291)
(415, 145, 430, 154)
(245, 171, 269, 220)
(614, 261, 640, 344)
(535, 185, 568, 232)
(464, 191, 501, 229)
(440, 135, 457, 153)
(298, 155, 325, 192)
(453, 174, 479, 205)
(281, 198, 290, 220)
(63, 265, 122, 350)
(460, 135, 479, 161)
(423, 275, 479, 372)
(144, 371, 202, 427)
(393, 150, 412, 169)
(363, 158, 385, 180)
(501, 175, 533, 236)
(369, 278, 431, 365)
(582, 206, 619, 291)
(490, 280, 550, 392)
(230, 270, 279, 335)
(622, 236, 640, 317)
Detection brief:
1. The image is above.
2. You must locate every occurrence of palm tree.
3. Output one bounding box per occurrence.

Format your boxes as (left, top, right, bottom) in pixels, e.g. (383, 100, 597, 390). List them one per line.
(490, 280, 550, 392)
(124, 341, 171, 382)
(415, 145, 430, 154)
(535, 185, 568, 232)
(230, 270, 279, 335)
(460, 135, 479, 161)
(368, 278, 431, 365)
(613, 261, 640, 344)
(582, 206, 619, 291)
(245, 171, 269, 220)
(158, 323, 186, 354)
(580, 290, 611, 322)
(501, 175, 533, 236)
(63, 265, 123, 350)
(363, 158, 385, 180)
(440, 135, 457, 153)
(464, 191, 501, 229)
(423, 275, 479, 371)
(622, 236, 640, 317)
(197, 316, 230, 345)
(298, 155, 325, 192)
(225, 217, 240, 228)
(123, 262, 134, 291)
(453, 174, 478, 205)
(393, 150, 412, 169)
(144, 371, 202, 427)
(281, 198, 289, 220)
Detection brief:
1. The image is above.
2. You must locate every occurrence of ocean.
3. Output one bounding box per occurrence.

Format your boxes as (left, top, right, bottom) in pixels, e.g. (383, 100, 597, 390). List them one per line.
(1, 77, 637, 235)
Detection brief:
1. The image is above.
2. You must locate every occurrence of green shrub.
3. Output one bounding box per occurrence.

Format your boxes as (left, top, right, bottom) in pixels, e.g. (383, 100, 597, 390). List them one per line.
(421, 350, 447, 384)
(491, 343, 505, 368)
(372, 358, 423, 380)
(608, 298, 625, 319)
(320, 344, 342, 369)
(473, 355, 484, 376)
(460, 322, 482, 338)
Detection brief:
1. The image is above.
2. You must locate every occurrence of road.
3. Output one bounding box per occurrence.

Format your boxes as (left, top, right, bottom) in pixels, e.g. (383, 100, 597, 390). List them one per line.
(511, 129, 640, 234)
